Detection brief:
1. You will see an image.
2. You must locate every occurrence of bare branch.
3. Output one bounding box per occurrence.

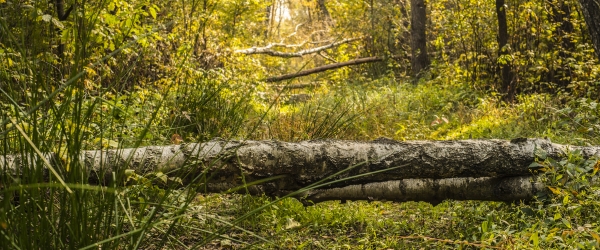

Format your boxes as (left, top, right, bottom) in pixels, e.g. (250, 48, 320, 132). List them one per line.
(317, 51, 337, 63)
(281, 22, 307, 42)
(235, 37, 363, 58)
(266, 55, 400, 82)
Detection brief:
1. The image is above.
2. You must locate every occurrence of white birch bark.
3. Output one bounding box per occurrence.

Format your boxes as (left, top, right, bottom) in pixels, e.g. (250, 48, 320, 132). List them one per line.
(2, 138, 597, 203)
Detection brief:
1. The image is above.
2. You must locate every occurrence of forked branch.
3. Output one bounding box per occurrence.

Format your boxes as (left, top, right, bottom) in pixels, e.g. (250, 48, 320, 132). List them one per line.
(235, 37, 363, 58)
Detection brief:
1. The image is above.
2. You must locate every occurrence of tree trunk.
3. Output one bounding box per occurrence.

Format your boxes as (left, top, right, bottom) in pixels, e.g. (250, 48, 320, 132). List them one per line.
(303, 176, 545, 205)
(54, 0, 73, 59)
(496, 0, 515, 102)
(55, 0, 66, 58)
(546, 0, 575, 90)
(578, 0, 600, 59)
(317, 0, 332, 23)
(410, 0, 430, 78)
(265, 4, 272, 38)
(3, 138, 599, 204)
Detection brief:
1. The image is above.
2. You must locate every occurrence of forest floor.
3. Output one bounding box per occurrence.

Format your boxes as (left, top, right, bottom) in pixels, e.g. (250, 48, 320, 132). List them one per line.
(134, 78, 600, 249)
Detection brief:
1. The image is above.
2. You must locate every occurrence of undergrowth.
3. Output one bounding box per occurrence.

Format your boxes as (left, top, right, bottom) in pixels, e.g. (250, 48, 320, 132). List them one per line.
(2, 0, 600, 249)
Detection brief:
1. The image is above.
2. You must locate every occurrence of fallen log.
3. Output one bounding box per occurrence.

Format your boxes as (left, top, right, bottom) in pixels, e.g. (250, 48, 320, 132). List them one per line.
(2, 138, 597, 203)
(300, 176, 546, 205)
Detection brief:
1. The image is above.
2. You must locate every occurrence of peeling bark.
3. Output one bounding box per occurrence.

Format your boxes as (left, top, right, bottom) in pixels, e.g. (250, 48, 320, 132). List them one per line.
(2, 138, 598, 204)
(301, 176, 546, 205)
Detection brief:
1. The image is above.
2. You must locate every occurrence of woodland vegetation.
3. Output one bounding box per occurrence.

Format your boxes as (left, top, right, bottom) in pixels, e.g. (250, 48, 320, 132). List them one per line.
(1, 0, 600, 248)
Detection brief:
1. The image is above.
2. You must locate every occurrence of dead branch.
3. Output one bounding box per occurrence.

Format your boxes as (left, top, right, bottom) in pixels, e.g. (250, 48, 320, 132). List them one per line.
(235, 37, 362, 58)
(265, 55, 396, 82)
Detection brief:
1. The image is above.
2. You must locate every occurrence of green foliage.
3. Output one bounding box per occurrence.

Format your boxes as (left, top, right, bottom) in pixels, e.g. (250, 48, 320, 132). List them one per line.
(1, 0, 600, 248)
(168, 71, 254, 141)
(257, 94, 360, 141)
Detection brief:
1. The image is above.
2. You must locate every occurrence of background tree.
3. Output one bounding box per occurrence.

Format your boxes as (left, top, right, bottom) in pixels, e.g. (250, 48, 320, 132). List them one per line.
(317, 0, 332, 23)
(410, 0, 430, 77)
(496, 0, 514, 101)
(578, 0, 600, 59)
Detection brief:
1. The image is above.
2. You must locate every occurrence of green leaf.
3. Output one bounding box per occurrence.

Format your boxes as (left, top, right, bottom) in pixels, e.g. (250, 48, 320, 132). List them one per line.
(561, 218, 571, 229)
(148, 7, 157, 19)
(563, 195, 570, 205)
(534, 147, 547, 160)
(42, 14, 52, 22)
(520, 207, 535, 216)
(51, 18, 64, 29)
(531, 232, 539, 247)
(125, 169, 135, 176)
(108, 2, 115, 11)
(528, 162, 544, 169)
(554, 213, 562, 221)
(155, 172, 167, 184)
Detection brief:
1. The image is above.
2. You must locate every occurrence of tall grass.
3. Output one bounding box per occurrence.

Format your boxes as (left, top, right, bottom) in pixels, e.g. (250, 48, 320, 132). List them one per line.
(0, 1, 363, 248)
(0, 1, 205, 248)
(3, 1, 598, 249)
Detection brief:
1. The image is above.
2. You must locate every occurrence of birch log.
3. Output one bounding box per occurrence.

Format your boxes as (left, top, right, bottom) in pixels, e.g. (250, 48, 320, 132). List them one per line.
(2, 138, 598, 203)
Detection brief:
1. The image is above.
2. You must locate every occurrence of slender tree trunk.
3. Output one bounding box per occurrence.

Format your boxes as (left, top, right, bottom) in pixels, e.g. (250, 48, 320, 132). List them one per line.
(546, 0, 574, 89)
(553, 1, 575, 51)
(265, 4, 272, 38)
(410, 0, 430, 78)
(55, 0, 66, 58)
(578, 0, 600, 59)
(317, 0, 332, 23)
(496, 0, 514, 102)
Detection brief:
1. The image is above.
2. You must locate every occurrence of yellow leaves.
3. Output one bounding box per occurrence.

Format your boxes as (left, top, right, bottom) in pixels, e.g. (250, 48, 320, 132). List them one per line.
(154, 172, 168, 184)
(170, 134, 183, 145)
(430, 115, 449, 127)
(547, 186, 563, 195)
(84, 66, 97, 76)
(125, 170, 183, 187)
(530, 232, 539, 247)
(592, 160, 600, 175)
(136, 37, 148, 48)
(107, 2, 116, 12)
(547, 186, 577, 205)
(148, 6, 157, 19)
(562, 194, 570, 205)
(93, 138, 120, 149)
(54, 145, 73, 172)
(8, 117, 72, 193)
(590, 231, 600, 245)
(6, 120, 31, 132)
(83, 79, 97, 91)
